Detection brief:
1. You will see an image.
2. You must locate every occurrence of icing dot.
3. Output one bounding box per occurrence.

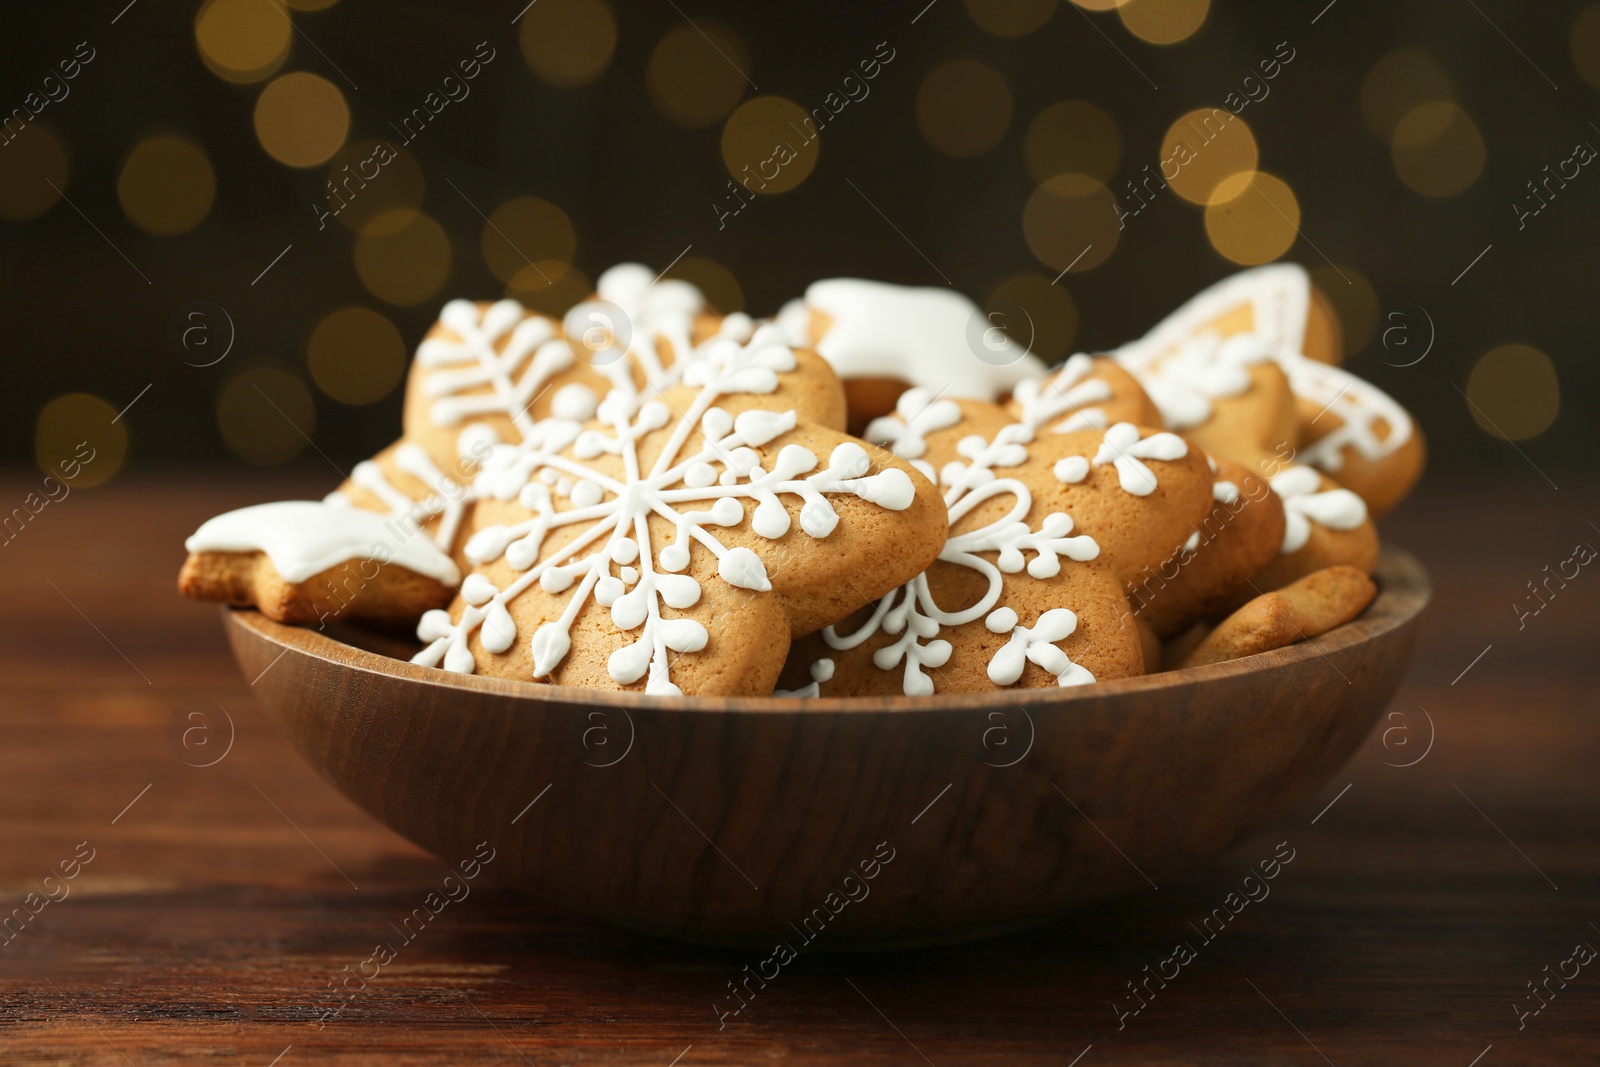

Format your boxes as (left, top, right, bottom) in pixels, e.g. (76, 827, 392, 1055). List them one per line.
(551, 383, 598, 422)
(620, 566, 640, 585)
(611, 538, 640, 564)
(986, 606, 1019, 633)
(1054, 456, 1090, 483)
(684, 462, 718, 488)
(570, 480, 603, 508)
(461, 573, 498, 606)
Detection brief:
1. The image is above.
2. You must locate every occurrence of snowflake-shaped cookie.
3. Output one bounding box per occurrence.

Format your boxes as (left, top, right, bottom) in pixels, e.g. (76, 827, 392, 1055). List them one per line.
(412, 324, 946, 696)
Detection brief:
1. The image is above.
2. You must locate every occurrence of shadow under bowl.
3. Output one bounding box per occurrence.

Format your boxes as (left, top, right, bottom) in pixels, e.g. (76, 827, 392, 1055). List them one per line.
(224, 548, 1429, 950)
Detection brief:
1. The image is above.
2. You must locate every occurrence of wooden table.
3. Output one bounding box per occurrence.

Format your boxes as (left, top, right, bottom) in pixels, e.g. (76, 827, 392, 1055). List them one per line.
(1, 473, 1595, 1065)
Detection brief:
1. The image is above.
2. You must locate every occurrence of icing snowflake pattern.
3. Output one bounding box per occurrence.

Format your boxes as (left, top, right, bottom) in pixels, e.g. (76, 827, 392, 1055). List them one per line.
(1010, 354, 1117, 434)
(827, 400, 1144, 693)
(412, 325, 918, 695)
(1269, 465, 1368, 554)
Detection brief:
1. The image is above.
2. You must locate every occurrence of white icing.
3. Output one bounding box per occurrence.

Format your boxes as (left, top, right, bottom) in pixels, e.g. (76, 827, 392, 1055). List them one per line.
(412, 326, 916, 695)
(1270, 465, 1368, 555)
(186, 501, 460, 585)
(799, 279, 1047, 400)
(1112, 264, 1413, 467)
(986, 608, 1095, 687)
(1010, 354, 1116, 434)
(1092, 423, 1190, 497)
(773, 657, 835, 698)
(863, 387, 963, 460)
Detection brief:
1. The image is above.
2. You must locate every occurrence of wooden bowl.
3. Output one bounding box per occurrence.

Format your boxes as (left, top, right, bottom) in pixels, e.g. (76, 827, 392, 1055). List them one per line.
(224, 548, 1429, 950)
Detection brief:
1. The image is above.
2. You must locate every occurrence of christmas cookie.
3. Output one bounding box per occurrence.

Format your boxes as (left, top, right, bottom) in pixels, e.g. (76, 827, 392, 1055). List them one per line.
(777, 278, 1048, 430)
(780, 395, 1215, 696)
(411, 323, 947, 697)
(1248, 465, 1378, 594)
(1175, 565, 1377, 669)
(1284, 356, 1424, 517)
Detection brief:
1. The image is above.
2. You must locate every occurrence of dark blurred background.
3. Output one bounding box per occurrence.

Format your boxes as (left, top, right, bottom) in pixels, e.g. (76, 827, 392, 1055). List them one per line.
(1, 0, 1594, 492)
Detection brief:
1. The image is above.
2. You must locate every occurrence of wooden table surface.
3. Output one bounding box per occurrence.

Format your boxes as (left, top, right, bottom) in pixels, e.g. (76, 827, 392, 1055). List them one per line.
(1, 472, 1596, 1065)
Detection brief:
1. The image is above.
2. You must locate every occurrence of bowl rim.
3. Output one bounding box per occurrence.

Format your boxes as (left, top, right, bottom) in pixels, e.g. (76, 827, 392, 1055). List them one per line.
(226, 547, 1429, 715)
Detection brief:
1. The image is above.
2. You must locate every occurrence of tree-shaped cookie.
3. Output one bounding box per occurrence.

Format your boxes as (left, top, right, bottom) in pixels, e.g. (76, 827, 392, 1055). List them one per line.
(780, 394, 1215, 696)
(411, 323, 947, 697)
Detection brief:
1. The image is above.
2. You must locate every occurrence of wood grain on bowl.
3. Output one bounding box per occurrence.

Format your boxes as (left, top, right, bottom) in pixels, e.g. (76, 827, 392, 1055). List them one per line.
(224, 549, 1428, 950)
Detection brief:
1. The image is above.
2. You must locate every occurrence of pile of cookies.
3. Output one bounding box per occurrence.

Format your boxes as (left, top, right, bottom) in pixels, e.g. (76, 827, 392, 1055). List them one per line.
(180, 262, 1423, 698)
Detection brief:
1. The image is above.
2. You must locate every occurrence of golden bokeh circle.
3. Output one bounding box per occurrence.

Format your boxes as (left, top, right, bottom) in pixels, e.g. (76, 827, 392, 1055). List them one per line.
(195, 0, 291, 84)
(665, 255, 744, 313)
(1360, 48, 1453, 139)
(986, 272, 1078, 363)
(34, 393, 127, 489)
(916, 60, 1013, 158)
(721, 96, 820, 195)
(646, 22, 749, 128)
(965, 0, 1056, 37)
(117, 135, 216, 237)
(1574, 5, 1600, 89)
(1311, 264, 1379, 356)
(481, 197, 577, 285)
(519, 0, 617, 89)
(1025, 100, 1122, 184)
(308, 307, 407, 405)
(216, 366, 317, 466)
(508, 262, 593, 318)
(0, 124, 70, 221)
(1022, 173, 1121, 273)
(1466, 344, 1560, 441)
(254, 71, 350, 168)
(1204, 171, 1300, 266)
(1391, 101, 1484, 197)
(354, 210, 452, 306)
(323, 139, 425, 232)
(1118, 0, 1210, 45)
(1161, 108, 1258, 205)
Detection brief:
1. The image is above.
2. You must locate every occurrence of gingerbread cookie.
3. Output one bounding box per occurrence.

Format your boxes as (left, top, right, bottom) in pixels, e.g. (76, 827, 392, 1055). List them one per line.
(1176, 565, 1377, 669)
(411, 323, 947, 697)
(1247, 465, 1377, 594)
(1284, 356, 1424, 517)
(781, 395, 1216, 696)
(777, 278, 1048, 430)
(1128, 456, 1286, 639)
(179, 499, 459, 625)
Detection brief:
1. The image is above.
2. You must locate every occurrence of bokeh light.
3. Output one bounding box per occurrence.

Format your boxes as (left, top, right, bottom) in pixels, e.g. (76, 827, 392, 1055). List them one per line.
(1466, 344, 1560, 441)
(117, 135, 215, 237)
(1391, 101, 1484, 197)
(664, 255, 744, 313)
(1311, 264, 1379, 356)
(195, 0, 291, 84)
(1117, 0, 1210, 45)
(1022, 173, 1121, 273)
(0, 125, 70, 221)
(986, 272, 1078, 363)
(519, 0, 617, 89)
(323, 139, 425, 232)
(1360, 48, 1453, 139)
(1204, 171, 1300, 266)
(965, 0, 1056, 37)
(916, 60, 1013, 158)
(1574, 5, 1600, 89)
(508, 263, 593, 318)
(1025, 101, 1122, 184)
(216, 365, 317, 465)
(354, 211, 452, 306)
(721, 96, 820, 194)
(481, 197, 577, 285)
(1161, 108, 1258, 204)
(646, 22, 749, 128)
(307, 307, 407, 405)
(254, 72, 349, 168)
(35, 393, 127, 489)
